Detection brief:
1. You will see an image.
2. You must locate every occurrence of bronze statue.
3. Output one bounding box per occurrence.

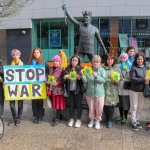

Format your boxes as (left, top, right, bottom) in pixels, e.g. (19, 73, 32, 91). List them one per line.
(62, 4, 107, 62)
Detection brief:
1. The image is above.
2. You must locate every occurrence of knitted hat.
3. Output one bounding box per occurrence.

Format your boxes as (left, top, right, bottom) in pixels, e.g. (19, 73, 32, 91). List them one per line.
(120, 53, 129, 60)
(52, 55, 61, 64)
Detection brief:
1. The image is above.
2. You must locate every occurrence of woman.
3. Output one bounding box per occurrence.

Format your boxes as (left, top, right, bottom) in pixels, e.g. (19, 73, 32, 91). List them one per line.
(126, 46, 135, 64)
(81, 55, 106, 130)
(8, 49, 24, 126)
(63, 55, 84, 128)
(129, 52, 148, 131)
(29, 47, 49, 124)
(103, 54, 120, 128)
(47, 55, 65, 127)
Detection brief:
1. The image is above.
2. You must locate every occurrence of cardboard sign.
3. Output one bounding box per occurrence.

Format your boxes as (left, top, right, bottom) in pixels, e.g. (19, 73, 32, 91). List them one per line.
(4, 65, 46, 100)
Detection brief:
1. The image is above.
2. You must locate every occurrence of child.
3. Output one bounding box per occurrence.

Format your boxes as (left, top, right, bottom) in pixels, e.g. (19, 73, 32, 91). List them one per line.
(81, 55, 106, 130)
(48, 55, 65, 127)
(29, 47, 49, 124)
(8, 49, 24, 126)
(63, 55, 84, 128)
(0, 57, 4, 117)
(116, 53, 131, 125)
(103, 54, 120, 128)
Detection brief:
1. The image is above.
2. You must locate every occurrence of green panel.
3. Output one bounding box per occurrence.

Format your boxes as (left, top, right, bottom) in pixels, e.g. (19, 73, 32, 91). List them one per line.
(42, 49, 49, 61)
(42, 48, 69, 61)
(68, 21, 74, 60)
(32, 20, 38, 49)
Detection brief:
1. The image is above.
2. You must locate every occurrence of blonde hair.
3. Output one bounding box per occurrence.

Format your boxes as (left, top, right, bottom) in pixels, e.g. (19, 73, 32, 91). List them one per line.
(92, 55, 101, 63)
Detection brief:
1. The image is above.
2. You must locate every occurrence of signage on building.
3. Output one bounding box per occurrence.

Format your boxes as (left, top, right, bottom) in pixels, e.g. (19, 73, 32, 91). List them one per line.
(49, 30, 61, 47)
(3, 65, 46, 100)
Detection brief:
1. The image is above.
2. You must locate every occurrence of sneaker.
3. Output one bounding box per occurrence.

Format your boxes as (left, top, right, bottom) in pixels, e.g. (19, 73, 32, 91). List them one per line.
(74, 119, 81, 128)
(95, 121, 100, 130)
(37, 118, 42, 124)
(146, 123, 150, 131)
(68, 119, 74, 127)
(33, 117, 38, 123)
(137, 120, 142, 129)
(121, 117, 128, 125)
(132, 122, 138, 131)
(88, 120, 94, 128)
(107, 122, 112, 128)
(15, 120, 21, 126)
(8, 121, 15, 126)
(115, 117, 123, 124)
(52, 118, 59, 127)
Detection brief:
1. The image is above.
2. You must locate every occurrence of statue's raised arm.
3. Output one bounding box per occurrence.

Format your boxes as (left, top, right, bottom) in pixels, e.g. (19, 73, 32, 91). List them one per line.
(95, 31, 107, 55)
(62, 4, 79, 27)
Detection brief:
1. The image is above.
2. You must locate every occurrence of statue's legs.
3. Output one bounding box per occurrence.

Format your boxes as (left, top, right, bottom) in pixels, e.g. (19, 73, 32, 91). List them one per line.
(78, 52, 94, 63)
(86, 53, 94, 62)
(78, 52, 85, 63)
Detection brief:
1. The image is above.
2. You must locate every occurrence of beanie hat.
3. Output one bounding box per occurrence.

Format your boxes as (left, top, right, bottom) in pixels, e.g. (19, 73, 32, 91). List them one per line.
(120, 53, 129, 60)
(52, 55, 61, 64)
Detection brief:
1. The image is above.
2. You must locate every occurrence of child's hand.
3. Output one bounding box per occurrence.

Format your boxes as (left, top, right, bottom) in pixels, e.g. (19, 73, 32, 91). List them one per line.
(46, 80, 50, 85)
(63, 75, 68, 79)
(93, 72, 98, 78)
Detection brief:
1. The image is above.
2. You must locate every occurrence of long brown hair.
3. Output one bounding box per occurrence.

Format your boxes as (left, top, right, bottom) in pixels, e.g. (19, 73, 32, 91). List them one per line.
(29, 47, 43, 64)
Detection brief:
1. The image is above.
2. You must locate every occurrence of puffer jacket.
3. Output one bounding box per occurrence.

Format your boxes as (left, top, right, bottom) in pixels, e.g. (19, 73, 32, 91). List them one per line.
(82, 66, 106, 97)
(130, 65, 146, 92)
(103, 65, 120, 106)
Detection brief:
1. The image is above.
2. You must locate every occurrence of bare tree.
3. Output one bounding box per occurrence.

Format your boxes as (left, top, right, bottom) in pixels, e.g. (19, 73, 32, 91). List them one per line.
(0, 0, 34, 17)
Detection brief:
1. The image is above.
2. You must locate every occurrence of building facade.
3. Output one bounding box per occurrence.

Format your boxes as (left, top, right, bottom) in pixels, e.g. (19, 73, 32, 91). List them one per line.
(1, 0, 150, 64)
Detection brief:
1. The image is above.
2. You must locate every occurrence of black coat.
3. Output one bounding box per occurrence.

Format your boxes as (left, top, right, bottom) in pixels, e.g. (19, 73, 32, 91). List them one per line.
(63, 65, 85, 96)
(130, 65, 146, 92)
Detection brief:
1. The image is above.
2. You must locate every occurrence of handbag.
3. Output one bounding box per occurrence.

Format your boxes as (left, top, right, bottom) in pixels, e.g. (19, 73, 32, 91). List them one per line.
(144, 84, 150, 98)
(123, 81, 131, 89)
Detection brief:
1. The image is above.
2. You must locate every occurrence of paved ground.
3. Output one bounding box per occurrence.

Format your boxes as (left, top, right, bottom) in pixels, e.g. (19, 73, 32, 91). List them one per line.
(0, 99, 150, 150)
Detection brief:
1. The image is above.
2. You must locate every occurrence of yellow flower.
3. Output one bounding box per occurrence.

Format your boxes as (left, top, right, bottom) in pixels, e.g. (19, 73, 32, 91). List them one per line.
(123, 64, 127, 69)
(83, 66, 93, 76)
(111, 72, 121, 81)
(68, 71, 77, 80)
(0, 76, 1, 80)
(48, 75, 56, 84)
(146, 70, 150, 80)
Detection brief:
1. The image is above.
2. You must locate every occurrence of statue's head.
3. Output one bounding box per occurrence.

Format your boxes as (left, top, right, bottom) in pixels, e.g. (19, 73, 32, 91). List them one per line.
(82, 11, 92, 25)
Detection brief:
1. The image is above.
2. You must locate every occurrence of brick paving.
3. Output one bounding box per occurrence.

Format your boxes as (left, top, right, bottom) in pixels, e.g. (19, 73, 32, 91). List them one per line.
(0, 100, 150, 150)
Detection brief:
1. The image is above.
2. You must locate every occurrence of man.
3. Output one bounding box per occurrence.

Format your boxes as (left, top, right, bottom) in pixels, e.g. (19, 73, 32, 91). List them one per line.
(62, 4, 107, 62)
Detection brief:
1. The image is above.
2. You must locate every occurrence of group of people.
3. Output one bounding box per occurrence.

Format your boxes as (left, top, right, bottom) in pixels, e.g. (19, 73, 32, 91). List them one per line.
(0, 46, 150, 131)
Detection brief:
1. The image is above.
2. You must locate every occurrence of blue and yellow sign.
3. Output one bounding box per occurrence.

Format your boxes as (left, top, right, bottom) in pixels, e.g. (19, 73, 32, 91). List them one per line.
(4, 65, 46, 100)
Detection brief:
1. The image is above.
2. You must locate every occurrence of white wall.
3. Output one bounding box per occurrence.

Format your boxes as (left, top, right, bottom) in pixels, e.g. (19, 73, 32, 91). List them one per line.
(1, 0, 150, 29)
